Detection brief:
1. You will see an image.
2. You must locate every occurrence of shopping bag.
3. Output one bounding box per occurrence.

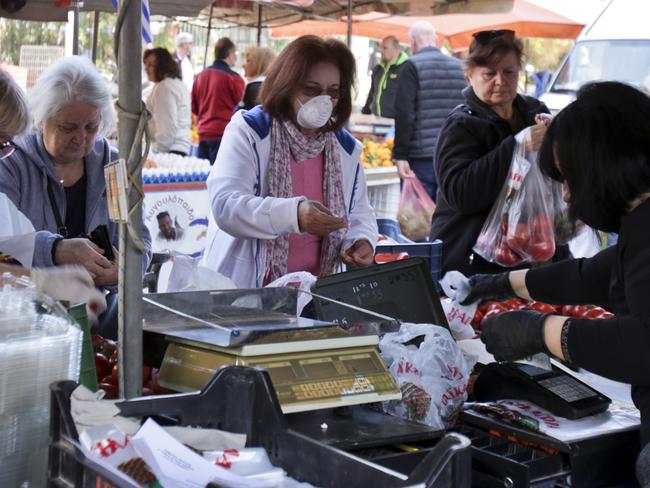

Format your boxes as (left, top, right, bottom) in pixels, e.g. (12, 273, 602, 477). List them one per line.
(473, 127, 566, 267)
(379, 323, 474, 430)
(397, 177, 435, 241)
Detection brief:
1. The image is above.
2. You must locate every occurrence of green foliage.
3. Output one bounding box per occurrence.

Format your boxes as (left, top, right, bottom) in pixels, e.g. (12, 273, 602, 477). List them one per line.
(523, 38, 574, 72)
(0, 19, 65, 65)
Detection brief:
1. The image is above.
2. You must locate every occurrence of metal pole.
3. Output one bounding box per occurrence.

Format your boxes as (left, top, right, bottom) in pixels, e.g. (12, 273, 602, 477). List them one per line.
(91, 11, 100, 63)
(257, 4, 262, 46)
(203, 4, 214, 69)
(346, 0, 352, 47)
(72, 1, 81, 55)
(117, 0, 143, 399)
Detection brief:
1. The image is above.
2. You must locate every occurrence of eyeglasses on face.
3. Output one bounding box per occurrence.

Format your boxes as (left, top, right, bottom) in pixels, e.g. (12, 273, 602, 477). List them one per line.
(0, 141, 15, 161)
(472, 29, 515, 45)
(301, 84, 342, 100)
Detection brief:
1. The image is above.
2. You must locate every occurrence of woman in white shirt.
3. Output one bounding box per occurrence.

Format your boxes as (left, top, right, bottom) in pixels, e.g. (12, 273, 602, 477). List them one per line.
(143, 48, 192, 155)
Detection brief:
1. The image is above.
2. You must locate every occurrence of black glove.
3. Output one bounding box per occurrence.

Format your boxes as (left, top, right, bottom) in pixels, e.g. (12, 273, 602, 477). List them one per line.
(460, 272, 515, 305)
(480, 310, 550, 361)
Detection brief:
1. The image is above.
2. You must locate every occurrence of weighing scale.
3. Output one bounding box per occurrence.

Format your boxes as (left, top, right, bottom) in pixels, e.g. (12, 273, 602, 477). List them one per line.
(143, 287, 404, 414)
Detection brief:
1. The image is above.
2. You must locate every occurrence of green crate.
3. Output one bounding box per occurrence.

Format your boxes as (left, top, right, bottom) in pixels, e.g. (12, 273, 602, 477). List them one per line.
(67, 304, 98, 392)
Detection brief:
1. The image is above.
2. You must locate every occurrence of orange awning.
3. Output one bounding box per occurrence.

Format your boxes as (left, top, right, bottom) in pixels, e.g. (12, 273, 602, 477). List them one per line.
(271, 0, 584, 50)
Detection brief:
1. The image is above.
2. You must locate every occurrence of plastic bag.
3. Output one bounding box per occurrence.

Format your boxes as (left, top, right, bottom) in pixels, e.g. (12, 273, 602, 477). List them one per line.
(166, 255, 237, 292)
(397, 177, 435, 241)
(379, 323, 475, 430)
(265, 271, 317, 316)
(473, 127, 565, 267)
(439, 271, 477, 340)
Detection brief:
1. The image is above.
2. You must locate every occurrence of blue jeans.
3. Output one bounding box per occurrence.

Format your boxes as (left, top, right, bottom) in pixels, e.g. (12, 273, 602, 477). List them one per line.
(198, 140, 221, 165)
(407, 157, 437, 202)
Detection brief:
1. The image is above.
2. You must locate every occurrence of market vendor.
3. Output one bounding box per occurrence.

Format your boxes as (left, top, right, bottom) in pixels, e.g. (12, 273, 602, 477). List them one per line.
(461, 82, 650, 483)
(430, 30, 568, 276)
(0, 56, 152, 284)
(201, 35, 377, 288)
(0, 67, 106, 322)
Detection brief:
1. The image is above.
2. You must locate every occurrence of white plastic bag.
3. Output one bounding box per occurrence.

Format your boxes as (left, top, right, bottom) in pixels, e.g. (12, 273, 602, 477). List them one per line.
(439, 271, 477, 340)
(166, 255, 236, 292)
(265, 271, 317, 316)
(379, 323, 475, 430)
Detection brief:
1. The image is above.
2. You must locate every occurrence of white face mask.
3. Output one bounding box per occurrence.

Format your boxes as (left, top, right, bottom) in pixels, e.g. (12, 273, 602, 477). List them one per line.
(296, 95, 333, 130)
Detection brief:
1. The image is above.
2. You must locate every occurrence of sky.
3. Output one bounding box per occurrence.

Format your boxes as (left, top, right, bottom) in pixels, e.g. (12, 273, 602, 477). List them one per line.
(526, 0, 609, 24)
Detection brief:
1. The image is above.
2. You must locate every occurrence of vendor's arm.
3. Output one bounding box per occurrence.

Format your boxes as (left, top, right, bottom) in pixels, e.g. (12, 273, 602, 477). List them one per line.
(435, 117, 515, 215)
(208, 115, 305, 240)
(522, 246, 616, 307)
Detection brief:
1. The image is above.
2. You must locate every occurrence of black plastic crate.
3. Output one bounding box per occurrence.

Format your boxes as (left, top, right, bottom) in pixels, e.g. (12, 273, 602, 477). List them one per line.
(49, 366, 472, 488)
(375, 239, 443, 287)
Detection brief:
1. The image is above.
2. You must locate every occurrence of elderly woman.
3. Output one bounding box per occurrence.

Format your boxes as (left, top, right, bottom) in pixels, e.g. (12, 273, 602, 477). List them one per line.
(201, 35, 377, 288)
(430, 30, 567, 276)
(143, 47, 192, 155)
(462, 81, 650, 486)
(0, 56, 151, 289)
(0, 68, 105, 320)
(238, 46, 275, 111)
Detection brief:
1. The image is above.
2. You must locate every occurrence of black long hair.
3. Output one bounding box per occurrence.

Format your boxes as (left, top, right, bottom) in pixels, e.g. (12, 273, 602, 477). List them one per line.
(538, 81, 650, 232)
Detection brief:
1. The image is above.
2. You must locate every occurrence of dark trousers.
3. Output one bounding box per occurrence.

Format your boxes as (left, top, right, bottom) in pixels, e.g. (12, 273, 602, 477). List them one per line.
(198, 140, 221, 165)
(408, 157, 437, 202)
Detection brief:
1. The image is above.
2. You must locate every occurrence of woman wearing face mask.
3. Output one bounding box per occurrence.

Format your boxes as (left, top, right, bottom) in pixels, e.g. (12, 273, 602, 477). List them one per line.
(430, 30, 568, 276)
(201, 35, 377, 288)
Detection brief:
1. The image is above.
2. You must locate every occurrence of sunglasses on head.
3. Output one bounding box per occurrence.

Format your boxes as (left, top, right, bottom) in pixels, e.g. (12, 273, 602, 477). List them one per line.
(472, 29, 515, 45)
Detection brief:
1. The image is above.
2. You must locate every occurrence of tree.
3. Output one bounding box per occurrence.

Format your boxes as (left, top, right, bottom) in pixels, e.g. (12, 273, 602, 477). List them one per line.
(0, 19, 65, 65)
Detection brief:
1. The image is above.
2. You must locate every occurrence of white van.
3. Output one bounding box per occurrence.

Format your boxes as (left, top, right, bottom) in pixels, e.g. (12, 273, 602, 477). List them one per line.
(540, 0, 650, 113)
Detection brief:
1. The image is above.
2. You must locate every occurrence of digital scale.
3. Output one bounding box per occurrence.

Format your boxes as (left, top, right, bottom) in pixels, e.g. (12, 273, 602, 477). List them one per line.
(142, 287, 404, 414)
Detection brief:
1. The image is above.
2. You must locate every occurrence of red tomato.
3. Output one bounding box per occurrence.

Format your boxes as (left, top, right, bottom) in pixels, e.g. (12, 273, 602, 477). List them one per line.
(99, 382, 118, 400)
(142, 366, 152, 384)
(100, 375, 116, 386)
(91, 335, 104, 353)
(109, 349, 118, 365)
(142, 387, 153, 396)
(528, 301, 560, 314)
(471, 309, 484, 328)
(111, 364, 119, 384)
(528, 215, 555, 261)
(483, 303, 509, 321)
(99, 339, 117, 359)
(502, 298, 528, 311)
(374, 252, 409, 264)
(528, 240, 555, 262)
(94, 353, 112, 380)
(495, 241, 524, 267)
(506, 224, 531, 255)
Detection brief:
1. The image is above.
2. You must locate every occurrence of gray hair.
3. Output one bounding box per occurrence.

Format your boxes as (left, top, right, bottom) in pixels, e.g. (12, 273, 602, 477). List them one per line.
(176, 32, 193, 47)
(409, 21, 437, 49)
(0, 69, 30, 138)
(29, 56, 115, 138)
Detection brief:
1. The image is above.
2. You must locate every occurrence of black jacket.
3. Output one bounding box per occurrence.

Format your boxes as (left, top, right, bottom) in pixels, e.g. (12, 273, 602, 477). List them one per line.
(240, 80, 263, 111)
(527, 199, 650, 447)
(362, 52, 408, 118)
(392, 47, 466, 160)
(430, 86, 554, 276)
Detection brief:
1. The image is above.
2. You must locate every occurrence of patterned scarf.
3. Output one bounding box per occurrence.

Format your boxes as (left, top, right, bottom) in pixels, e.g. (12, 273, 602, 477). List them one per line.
(263, 119, 347, 283)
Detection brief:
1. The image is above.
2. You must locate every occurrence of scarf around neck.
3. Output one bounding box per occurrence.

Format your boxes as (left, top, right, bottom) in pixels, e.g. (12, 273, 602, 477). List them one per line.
(263, 119, 346, 284)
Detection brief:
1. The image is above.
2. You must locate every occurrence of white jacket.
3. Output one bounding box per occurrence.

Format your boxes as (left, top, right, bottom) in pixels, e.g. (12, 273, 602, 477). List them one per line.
(146, 77, 191, 154)
(201, 107, 378, 288)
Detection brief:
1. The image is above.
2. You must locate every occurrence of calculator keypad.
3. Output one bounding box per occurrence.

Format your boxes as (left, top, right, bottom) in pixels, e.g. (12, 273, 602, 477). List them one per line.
(538, 376, 597, 402)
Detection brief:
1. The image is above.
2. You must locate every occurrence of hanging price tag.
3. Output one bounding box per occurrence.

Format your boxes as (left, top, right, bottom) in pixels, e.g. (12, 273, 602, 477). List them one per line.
(104, 159, 129, 223)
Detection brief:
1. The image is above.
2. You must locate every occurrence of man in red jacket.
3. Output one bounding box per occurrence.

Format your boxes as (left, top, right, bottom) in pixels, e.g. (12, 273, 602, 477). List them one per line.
(192, 37, 245, 164)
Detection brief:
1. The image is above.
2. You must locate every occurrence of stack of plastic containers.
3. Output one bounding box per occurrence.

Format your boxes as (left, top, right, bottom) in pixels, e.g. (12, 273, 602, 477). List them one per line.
(143, 152, 211, 185)
(0, 286, 82, 487)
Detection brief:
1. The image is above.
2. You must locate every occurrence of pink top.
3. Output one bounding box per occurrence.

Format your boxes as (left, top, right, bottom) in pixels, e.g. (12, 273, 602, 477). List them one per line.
(287, 152, 324, 276)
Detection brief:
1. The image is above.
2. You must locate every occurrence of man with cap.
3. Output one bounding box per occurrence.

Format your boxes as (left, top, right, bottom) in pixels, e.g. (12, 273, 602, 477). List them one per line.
(174, 32, 195, 92)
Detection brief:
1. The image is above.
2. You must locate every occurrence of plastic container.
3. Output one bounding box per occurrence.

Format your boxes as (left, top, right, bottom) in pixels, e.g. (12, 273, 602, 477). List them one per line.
(367, 182, 400, 220)
(48, 366, 471, 488)
(67, 304, 98, 392)
(375, 239, 443, 287)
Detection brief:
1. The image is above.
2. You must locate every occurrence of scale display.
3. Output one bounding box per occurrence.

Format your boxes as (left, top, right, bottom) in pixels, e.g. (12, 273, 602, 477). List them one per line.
(158, 344, 401, 413)
(312, 258, 449, 329)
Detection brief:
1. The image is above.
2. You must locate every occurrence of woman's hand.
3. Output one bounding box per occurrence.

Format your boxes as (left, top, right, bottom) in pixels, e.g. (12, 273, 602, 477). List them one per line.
(298, 200, 347, 236)
(54, 238, 114, 281)
(340, 239, 374, 268)
(527, 123, 549, 152)
(395, 160, 416, 179)
(93, 248, 119, 286)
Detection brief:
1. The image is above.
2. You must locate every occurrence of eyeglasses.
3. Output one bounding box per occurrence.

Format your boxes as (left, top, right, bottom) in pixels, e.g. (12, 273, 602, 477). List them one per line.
(301, 85, 342, 100)
(0, 141, 15, 161)
(472, 29, 515, 45)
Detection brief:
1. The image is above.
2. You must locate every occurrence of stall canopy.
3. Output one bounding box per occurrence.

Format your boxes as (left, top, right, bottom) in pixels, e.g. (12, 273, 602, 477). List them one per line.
(270, 0, 584, 49)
